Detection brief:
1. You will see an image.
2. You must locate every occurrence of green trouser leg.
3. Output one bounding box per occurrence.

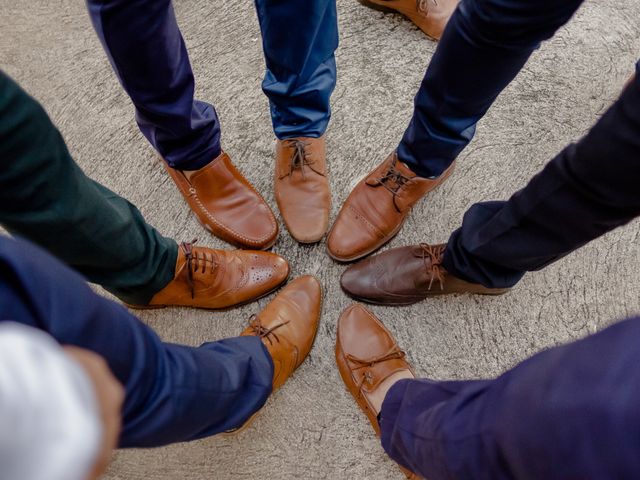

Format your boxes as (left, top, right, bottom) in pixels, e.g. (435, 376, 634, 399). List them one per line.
(0, 71, 177, 305)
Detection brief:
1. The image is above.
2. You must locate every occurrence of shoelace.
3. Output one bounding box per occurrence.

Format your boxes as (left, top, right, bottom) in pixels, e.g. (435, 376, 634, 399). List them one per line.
(418, 243, 446, 291)
(246, 314, 290, 346)
(373, 158, 412, 212)
(180, 239, 218, 299)
(347, 346, 406, 390)
(284, 139, 316, 180)
(417, 0, 437, 14)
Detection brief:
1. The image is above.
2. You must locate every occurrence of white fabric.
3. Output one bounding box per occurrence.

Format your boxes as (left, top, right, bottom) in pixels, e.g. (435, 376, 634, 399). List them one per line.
(0, 323, 102, 480)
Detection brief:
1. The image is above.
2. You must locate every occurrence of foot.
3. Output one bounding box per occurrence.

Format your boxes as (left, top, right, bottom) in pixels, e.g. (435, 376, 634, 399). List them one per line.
(164, 151, 279, 249)
(327, 153, 454, 262)
(130, 241, 289, 309)
(335, 304, 420, 479)
(274, 136, 331, 243)
(341, 243, 509, 305)
(358, 0, 458, 40)
(241, 275, 322, 390)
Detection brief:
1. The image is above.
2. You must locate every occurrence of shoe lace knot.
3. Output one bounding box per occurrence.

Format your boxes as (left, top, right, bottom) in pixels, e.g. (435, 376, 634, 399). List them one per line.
(373, 157, 412, 212)
(284, 139, 316, 180)
(246, 314, 290, 346)
(418, 243, 446, 291)
(180, 239, 218, 299)
(347, 346, 406, 388)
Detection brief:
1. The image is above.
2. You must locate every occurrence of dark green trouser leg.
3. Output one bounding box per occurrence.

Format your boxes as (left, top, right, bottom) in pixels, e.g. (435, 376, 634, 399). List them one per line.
(0, 71, 177, 305)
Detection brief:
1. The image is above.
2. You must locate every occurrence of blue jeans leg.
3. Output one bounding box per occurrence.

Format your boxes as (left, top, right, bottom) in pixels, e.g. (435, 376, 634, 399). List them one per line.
(380, 316, 640, 479)
(86, 0, 221, 170)
(0, 236, 273, 447)
(441, 65, 640, 288)
(398, 0, 584, 178)
(255, 0, 338, 139)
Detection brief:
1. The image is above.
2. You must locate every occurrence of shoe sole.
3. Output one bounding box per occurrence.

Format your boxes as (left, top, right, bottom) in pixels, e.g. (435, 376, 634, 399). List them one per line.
(345, 287, 510, 306)
(357, 0, 396, 13)
(223, 285, 324, 436)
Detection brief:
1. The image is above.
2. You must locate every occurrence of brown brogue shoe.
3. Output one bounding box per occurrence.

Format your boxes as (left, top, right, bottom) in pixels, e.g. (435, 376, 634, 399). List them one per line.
(327, 153, 454, 262)
(130, 241, 289, 309)
(341, 243, 509, 305)
(336, 304, 420, 479)
(164, 151, 278, 249)
(358, 0, 458, 40)
(274, 136, 331, 243)
(241, 275, 322, 390)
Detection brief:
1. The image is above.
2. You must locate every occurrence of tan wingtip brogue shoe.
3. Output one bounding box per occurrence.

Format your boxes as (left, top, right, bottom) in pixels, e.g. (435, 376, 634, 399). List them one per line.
(327, 153, 454, 262)
(274, 136, 331, 244)
(129, 240, 289, 310)
(241, 275, 322, 390)
(164, 151, 279, 250)
(341, 243, 509, 305)
(336, 304, 421, 479)
(358, 0, 458, 40)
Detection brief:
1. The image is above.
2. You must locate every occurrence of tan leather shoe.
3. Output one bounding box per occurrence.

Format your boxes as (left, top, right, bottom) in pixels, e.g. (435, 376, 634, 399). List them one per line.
(274, 136, 331, 243)
(327, 153, 454, 262)
(336, 304, 420, 479)
(164, 151, 278, 249)
(341, 243, 509, 305)
(129, 241, 289, 309)
(241, 275, 322, 390)
(358, 0, 458, 40)
(224, 276, 322, 434)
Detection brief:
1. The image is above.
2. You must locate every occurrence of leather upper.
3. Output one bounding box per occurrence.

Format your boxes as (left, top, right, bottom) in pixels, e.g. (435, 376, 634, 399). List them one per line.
(366, 0, 458, 40)
(164, 152, 278, 249)
(241, 275, 322, 390)
(274, 136, 331, 243)
(341, 243, 509, 305)
(327, 153, 453, 261)
(146, 242, 289, 309)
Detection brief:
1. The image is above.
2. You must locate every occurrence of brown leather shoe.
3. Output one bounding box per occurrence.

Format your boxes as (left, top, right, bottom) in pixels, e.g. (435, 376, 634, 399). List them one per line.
(358, 0, 458, 40)
(164, 151, 278, 249)
(341, 243, 509, 305)
(336, 304, 420, 479)
(327, 153, 454, 262)
(241, 275, 322, 390)
(130, 241, 289, 309)
(274, 136, 331, 243)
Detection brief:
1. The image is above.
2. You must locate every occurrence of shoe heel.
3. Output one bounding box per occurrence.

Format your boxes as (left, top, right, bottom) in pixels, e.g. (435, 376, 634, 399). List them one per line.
(357, 0, 396, 14)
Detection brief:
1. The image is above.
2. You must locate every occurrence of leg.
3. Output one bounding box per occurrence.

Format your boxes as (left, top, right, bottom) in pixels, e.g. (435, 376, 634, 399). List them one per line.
(0, 235, 273, 447)
(255, 0, 338, 139)
(86, 0, 220, 169)
(0, 71, 177, 305)
(380, 315, 640, 479)
(398, 0, 585, 177)
(443, 66, 640, 288)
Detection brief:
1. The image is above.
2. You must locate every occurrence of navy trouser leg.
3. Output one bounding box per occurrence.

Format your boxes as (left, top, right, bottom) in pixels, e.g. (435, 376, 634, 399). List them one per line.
(86, 0, 221, 170)
(255, 0, 338, 138)
(398, 0, 584, 177)
(0, 236, 273, 447)
(442, 66, 640, 288)
(380, 316, 640, 479)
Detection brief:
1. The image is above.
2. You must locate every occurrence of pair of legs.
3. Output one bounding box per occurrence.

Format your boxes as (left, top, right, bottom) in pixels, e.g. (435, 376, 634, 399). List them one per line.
(86, 0, 338, 245)
(86, 0, 338, 168)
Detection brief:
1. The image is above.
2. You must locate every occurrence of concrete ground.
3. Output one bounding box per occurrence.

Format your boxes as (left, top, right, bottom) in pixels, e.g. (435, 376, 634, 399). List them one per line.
(2, 0, 640, 478)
